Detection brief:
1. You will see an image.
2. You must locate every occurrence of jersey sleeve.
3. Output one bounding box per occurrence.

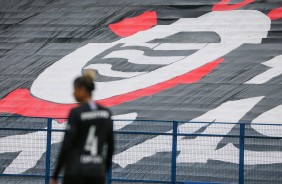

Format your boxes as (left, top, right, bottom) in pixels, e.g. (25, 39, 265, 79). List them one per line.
(53, 109, 78, 180)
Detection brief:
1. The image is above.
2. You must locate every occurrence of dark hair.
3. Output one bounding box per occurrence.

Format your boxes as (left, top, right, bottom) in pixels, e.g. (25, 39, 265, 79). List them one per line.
(74, 70, 95, 95)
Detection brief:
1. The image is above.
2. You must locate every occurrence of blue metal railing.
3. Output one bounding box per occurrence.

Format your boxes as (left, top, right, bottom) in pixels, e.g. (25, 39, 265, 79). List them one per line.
(0, 116, 281, 184)
(45, 118, 52, 184)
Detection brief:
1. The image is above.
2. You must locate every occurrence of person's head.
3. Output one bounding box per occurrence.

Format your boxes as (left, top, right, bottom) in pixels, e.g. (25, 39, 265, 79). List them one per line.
(73, 70, 95, 103)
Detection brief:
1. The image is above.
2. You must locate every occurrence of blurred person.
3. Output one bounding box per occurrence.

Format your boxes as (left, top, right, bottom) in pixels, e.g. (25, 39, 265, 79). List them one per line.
(51, 70, 114, 184)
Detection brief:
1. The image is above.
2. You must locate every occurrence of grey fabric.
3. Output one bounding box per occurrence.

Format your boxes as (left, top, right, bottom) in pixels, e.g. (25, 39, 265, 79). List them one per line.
(0, 0, 282, 184)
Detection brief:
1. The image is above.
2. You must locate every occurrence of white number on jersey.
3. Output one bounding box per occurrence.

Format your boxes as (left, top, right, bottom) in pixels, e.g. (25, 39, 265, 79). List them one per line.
(84, 125, 98, 156)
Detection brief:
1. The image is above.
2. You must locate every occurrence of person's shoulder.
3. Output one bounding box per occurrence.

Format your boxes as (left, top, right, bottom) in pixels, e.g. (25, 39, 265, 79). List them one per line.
(77, 103, 91, 110)
(69, 104, 87, 115)
(96, 103, 112, 117)
(97, 103, 111, 112)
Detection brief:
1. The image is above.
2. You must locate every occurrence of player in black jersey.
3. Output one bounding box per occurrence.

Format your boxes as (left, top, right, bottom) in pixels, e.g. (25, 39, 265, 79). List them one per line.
(51, 71, 114, 184)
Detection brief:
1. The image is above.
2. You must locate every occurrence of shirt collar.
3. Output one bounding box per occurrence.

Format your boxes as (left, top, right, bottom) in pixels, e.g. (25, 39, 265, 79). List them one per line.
(88, 100, 97, 111)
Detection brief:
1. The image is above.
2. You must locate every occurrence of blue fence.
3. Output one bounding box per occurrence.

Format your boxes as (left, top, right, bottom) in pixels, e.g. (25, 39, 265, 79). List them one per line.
(0, 116, 282, 184)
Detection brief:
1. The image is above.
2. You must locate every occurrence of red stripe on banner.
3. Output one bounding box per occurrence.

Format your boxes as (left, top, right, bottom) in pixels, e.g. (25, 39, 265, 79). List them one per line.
(268, 7, 282, 20)
(0, 89, 77, 120)
(212, 0, 255, 11)
(98, 58, 224, 107)
(108, 11, 157, 37)
(0, 58, 224, 119)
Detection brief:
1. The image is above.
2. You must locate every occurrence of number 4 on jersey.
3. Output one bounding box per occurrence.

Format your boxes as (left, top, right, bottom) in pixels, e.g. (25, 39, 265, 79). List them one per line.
(84, 125, 98, 156)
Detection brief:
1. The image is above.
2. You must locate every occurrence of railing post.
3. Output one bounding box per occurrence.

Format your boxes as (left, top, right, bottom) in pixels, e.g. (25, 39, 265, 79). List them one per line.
(239, 123, 245, 184)
(171, 121, 178, 184)
(107, 166, 112, 184)
(45, 118, 52, 184)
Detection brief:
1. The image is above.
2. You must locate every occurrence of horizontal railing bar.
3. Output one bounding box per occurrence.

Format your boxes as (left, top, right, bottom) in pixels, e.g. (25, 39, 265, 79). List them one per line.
(0, 128, 281, 139)
(114, 131, 282, 139)
(248, 123, 282, 126)
(114, 131, 240, 138)
(244, 135, 282, 139)
(177, 133, 240, 138)
(177, 133, 282, 139)
(0, 128, 48, 131)
(51, 129, 67, 132)
(111, 178, 171, 183)
(1, 116, 281, 126)
(114, 131, 172, 136)
(0, 173, 45, 178)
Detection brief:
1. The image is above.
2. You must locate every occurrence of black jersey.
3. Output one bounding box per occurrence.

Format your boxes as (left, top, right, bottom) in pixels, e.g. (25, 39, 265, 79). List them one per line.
(53, 102, 114, 180)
